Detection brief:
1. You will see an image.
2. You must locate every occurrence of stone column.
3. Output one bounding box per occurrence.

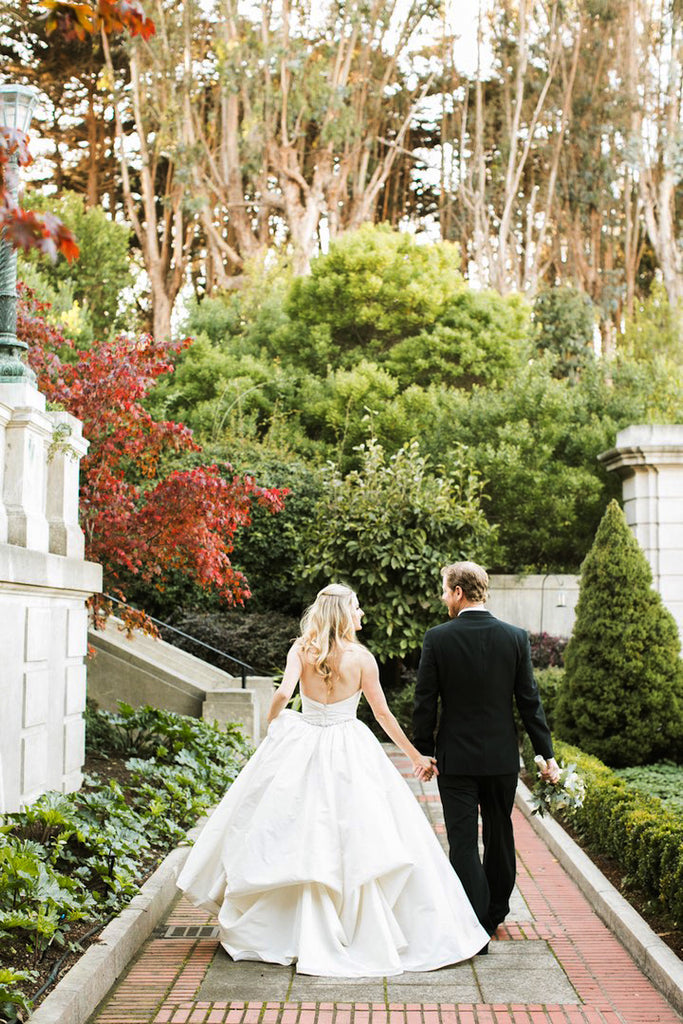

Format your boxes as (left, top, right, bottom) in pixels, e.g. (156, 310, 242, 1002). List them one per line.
(46, 410, 89, 558)
(2, 382, 51, 551)
(599, 424, 683, 638)
(0, 400, 11, 543)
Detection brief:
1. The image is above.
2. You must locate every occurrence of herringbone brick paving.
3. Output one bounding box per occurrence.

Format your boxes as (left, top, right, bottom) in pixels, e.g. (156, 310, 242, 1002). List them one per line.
(88, 749, 681, 1024)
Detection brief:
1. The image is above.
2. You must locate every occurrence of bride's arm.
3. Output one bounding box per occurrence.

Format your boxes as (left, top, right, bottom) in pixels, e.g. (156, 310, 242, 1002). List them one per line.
(267, 642, 302, 723)
(360, 650, 437, 779)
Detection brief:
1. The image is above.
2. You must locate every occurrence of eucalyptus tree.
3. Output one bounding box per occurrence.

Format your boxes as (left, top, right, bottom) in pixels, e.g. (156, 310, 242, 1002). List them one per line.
(195, 0, 442, 276)
(625, 0, 683, 310)
(550, 1, 646, 339)
(97, 0, 443, 338)
(444, 0, 584, 297)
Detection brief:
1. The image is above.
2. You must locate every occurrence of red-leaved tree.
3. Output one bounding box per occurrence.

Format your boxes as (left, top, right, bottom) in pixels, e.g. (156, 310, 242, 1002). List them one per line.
(18, 287, 287, 634)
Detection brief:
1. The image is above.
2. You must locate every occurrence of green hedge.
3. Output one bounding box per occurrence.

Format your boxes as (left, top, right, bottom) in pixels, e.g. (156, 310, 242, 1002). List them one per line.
(522, 736, 683, 925)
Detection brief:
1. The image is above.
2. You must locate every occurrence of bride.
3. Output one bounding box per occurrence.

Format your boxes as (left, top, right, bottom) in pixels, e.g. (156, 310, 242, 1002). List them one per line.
(177, 584, 489, 976)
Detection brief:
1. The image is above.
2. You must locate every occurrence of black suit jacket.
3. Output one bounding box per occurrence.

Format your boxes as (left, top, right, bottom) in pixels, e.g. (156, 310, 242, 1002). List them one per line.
(413, 610, 554, 775)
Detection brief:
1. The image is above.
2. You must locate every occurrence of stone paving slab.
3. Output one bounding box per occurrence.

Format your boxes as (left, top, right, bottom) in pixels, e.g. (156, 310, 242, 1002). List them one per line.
(199, 959, 293, 1002)
(476, 968, 576, 1006)
(196, 940, 576, 1008)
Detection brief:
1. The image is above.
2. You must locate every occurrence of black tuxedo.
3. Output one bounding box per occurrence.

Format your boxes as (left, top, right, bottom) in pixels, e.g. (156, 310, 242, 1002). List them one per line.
(413, 609, 554, 934)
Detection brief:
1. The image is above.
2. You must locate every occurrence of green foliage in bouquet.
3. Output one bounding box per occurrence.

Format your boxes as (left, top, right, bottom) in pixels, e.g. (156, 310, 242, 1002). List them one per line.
(529, 755, 585, 817)
(555, 500, 683, 766)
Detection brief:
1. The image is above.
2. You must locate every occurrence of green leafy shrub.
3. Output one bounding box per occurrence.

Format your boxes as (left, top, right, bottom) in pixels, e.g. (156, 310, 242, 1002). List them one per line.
(555, 500, 683, 766)
(512, 666, 563, 739)
(522, 737, 683, 924)
(533, 285, 595, 378)
(385, 288, 529, 390)
(614, 764, 683, 815)
(280, 224, 464, 372)
(19, 191, 135, 340)
(300, 438, 497, 662)
(0, 968, 37, 1023)
(533, 667, 564, 732)
(0, 705, 250, 1019)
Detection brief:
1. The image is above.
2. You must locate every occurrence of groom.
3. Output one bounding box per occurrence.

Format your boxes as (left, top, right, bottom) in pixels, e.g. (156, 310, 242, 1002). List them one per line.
(413, 561, 559, 943)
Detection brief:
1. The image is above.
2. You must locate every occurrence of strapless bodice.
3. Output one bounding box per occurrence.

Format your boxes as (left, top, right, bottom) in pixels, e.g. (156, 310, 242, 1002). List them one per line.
(300, 690, 362, 726)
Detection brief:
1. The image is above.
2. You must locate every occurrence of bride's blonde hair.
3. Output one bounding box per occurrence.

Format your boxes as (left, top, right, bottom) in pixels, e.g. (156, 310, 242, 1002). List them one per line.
(299, 584, 359, 690)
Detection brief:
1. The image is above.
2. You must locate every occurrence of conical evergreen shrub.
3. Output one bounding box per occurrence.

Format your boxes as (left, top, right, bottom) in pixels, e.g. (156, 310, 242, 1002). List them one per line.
(555, 499, 683, 766)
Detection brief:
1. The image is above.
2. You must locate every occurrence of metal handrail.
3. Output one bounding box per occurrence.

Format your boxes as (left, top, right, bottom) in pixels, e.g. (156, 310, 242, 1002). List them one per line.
(103, 594, 255, 688)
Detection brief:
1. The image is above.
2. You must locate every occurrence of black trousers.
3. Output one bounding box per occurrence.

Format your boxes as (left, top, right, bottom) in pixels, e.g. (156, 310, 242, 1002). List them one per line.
(437, 772, 518, 934)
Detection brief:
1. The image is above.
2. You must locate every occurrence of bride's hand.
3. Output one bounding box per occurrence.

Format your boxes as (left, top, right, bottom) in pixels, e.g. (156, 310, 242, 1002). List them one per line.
(413, 754, 438, 781)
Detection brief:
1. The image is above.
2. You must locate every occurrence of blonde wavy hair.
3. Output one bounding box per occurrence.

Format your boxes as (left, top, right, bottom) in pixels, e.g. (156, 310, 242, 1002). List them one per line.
(299, 584, 360, 690)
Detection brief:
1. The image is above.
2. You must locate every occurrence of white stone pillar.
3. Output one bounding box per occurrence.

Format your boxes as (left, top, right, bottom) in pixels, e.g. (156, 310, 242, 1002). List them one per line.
(46, 410, 89, 559)
(599, 424, 683, 638)
(2, 382, 51, 551)
(0, 400, 11, 543)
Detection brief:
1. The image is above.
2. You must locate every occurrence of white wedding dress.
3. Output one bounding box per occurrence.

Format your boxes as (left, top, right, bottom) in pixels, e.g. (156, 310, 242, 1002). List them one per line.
(177, 691, 488, 976)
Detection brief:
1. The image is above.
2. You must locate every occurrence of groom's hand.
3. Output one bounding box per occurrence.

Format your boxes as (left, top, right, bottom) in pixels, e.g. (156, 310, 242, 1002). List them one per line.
(414, 756, 439, 782)
(540, 757, 561, 784)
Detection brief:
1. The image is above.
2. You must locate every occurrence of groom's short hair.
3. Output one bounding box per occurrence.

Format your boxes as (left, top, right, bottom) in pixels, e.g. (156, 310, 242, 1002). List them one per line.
(442, 561, 489, 603)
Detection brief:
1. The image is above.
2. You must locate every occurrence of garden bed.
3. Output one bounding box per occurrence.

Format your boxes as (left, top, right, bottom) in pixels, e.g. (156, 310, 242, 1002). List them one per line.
(0, 705, 251, 1023)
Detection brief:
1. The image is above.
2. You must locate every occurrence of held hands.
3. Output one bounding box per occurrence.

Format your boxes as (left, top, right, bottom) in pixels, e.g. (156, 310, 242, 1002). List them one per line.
(413, 754, 438, 782)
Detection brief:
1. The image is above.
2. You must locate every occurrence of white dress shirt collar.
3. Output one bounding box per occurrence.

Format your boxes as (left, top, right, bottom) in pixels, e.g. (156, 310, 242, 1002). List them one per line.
(458, 604, 487, 615)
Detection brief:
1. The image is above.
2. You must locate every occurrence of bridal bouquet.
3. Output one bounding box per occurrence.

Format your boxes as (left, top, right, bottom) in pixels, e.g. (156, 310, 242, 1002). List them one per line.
(530, 755, 586, 817)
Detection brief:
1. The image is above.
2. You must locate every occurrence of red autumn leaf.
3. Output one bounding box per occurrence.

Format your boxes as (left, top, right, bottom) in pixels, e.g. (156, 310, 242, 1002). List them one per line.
(0, 128, 33, 169)
(0, 203, 79, 261)
(99, 0, 155, 38)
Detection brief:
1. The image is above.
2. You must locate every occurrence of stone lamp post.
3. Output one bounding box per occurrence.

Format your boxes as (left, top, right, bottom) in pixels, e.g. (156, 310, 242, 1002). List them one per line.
(0, 83, 38, 385)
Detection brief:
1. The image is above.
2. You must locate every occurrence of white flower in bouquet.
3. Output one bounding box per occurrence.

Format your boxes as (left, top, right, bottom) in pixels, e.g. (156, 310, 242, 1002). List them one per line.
(530, 755, 586, 817)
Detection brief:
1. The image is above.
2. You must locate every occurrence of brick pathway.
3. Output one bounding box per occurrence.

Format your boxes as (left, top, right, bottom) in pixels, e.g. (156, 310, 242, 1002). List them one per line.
(89, 750, 681, 1024)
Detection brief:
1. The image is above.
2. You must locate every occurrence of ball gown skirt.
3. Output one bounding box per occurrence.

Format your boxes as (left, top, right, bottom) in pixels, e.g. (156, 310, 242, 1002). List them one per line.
(177, 691, 489, 977)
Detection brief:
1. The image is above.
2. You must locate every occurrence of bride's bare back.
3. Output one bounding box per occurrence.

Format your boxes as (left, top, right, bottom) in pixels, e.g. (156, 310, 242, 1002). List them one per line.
(297, 640, 370, 704)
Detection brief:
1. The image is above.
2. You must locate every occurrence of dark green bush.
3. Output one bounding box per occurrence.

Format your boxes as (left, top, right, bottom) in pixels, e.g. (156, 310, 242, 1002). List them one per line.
(533, 667, 564, 732)
(163, 609, 300, 676)
(522, 737, 683, 924)
(555, 500, 683, 766)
